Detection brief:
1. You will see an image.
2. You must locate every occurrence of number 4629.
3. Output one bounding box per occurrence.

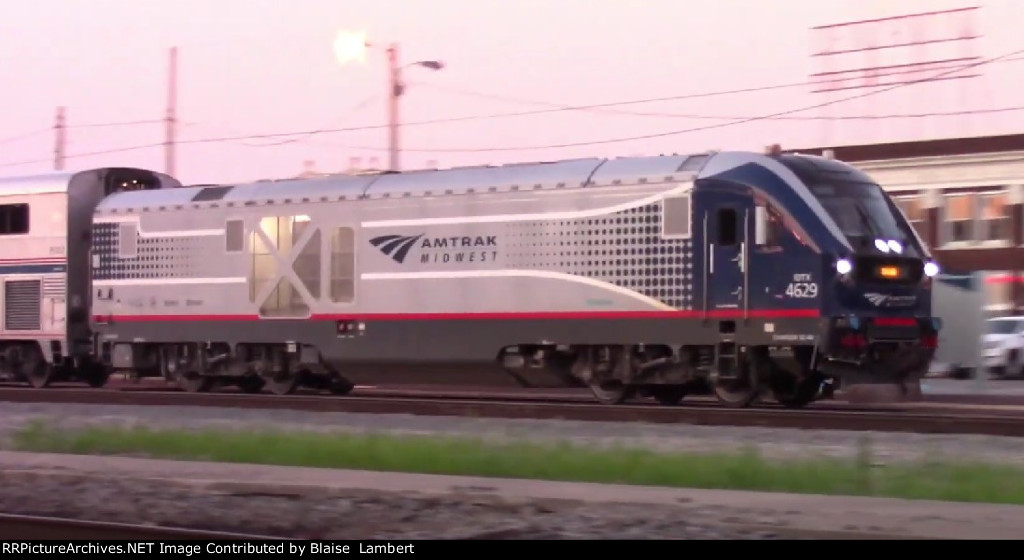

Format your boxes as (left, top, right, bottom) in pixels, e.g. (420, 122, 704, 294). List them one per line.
(785, 282, 818, 298)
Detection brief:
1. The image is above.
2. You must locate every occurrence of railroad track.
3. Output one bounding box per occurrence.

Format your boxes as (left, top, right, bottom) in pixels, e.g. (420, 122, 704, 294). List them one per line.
(0, 512, 918, 540)
(0, 512, 281, 540)
(0, 383, 1017, 415)
(1, 385, 1023, 437)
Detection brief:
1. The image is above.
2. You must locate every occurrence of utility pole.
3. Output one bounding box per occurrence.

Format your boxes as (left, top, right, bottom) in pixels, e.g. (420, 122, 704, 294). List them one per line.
(333, 32, 442, 173)
(53, 106, 66, 171)
(165, 46, 178, 177)
(387, 43, 401, 173)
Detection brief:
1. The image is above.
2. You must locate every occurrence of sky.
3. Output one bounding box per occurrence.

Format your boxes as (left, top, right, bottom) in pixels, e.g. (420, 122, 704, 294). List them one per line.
(2, 0, 1023, 185)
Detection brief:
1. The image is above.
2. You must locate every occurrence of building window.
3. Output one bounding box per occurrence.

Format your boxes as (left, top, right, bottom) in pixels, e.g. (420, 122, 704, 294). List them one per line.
(943, 195, 974, 244)
(0, 204, 29, 235)
(892, 196, 927, 240)
(978, 192, 1011, 242)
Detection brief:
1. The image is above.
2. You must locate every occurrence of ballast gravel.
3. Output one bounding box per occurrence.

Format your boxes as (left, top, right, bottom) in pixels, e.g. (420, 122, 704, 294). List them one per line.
(0, 401, 1019, 466)
(0, 470, 796, 540)
(0, 401, 1020, 539)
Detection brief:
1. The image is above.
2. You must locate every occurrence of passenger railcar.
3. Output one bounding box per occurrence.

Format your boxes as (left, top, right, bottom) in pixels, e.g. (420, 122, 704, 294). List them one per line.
(88, 149, 941, 407)
(0, 167, 180, 388)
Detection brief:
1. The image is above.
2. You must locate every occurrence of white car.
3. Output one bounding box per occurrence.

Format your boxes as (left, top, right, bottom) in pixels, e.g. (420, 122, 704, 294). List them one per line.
(982, 316, 1024, 378)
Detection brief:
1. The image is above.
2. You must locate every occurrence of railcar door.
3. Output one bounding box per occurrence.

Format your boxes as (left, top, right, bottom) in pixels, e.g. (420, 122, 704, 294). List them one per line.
(705, 193, 752, 313)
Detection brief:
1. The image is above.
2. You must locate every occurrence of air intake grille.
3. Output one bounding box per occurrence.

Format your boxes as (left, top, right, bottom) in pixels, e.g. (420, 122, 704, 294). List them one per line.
(5, 280, 41, 331)
(42, 277, 65, 299)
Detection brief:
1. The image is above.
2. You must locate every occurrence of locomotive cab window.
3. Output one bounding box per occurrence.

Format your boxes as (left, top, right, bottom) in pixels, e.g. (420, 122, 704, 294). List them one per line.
(754, 204, 783, 249)
(716, 208, 738, 246)
(0, 204, 29, 235)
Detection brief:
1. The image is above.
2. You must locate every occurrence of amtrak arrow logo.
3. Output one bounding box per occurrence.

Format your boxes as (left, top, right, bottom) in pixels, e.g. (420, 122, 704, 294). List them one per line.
(864, 292, 888, 306)
(369, 234, 424, 264)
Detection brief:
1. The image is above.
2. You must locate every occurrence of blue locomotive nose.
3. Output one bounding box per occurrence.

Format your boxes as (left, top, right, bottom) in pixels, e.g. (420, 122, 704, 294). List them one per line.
(817, 251, 941, 388)
(826, 252, 938, 315)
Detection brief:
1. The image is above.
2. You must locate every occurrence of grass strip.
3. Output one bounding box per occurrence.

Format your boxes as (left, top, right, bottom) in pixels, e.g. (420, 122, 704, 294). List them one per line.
(10, 421, 1024, 505)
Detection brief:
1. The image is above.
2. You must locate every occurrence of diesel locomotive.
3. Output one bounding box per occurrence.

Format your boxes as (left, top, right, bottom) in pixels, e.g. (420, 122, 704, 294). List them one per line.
(0, 148, 941, 408)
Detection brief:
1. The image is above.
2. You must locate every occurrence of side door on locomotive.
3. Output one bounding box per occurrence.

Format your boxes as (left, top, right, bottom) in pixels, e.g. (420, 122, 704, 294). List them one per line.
(695, 179, 822, 323)
(693, 176, 826, 406)
(694, 179, 756, 317)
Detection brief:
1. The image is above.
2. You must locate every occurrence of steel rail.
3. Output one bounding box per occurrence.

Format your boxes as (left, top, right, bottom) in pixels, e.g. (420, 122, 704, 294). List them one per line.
(0, 512, 283, 540)
(0, 512, 928, 540)
(0, 387, 1022, 436)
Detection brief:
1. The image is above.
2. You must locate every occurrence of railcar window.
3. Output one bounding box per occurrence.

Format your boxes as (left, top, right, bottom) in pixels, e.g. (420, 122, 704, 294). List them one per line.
(662, 195, 691, 238)
(0, 204, 29, 235)
(295, 229, 322, 300)
(330, 227, 356, 303)
(249, 218, 279, 303)
(225, 220, 244, 253)
(252, 215, 314, 317)
(716, 208, 737, 246)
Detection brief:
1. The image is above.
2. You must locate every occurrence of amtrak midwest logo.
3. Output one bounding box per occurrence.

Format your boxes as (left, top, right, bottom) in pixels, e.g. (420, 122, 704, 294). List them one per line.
(863, 292, 917, 308)
(369, 234, 499, 265)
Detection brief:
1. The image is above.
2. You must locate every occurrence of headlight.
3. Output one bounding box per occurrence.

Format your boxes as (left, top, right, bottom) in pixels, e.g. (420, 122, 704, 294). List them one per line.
(923, 261, 939, 277)
(836, 258, 852, 275)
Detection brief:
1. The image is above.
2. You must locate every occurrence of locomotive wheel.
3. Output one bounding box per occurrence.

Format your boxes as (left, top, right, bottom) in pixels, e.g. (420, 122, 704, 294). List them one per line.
(83, 366, 111, 388)
(651, 385, 688, 406)
(262, 370, 301, 395)
(711, 360, 761, 408)
(177, 371, 212, 393)
(772, 375, 820, 409)
(589, 381, 635, 405)
(237, 375, 265, 394)
(21, 347, 52, 389)
(328, 376, 355, 395)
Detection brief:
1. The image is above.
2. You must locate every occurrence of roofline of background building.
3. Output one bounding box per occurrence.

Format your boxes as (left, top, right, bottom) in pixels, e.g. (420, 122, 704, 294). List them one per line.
(795, 132, 1024, 162)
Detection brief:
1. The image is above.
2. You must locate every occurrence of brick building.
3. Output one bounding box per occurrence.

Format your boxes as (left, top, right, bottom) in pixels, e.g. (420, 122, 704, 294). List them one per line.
(797, 132, 1024, 315)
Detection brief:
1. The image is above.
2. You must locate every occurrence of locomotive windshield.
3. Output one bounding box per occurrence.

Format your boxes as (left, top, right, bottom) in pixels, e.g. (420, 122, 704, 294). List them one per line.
(807, 180, 924, 256)
(774, 154, 925, 257)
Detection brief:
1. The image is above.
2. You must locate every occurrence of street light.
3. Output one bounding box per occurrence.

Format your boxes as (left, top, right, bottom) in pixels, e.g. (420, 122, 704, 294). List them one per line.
(334, 30, 445, 172)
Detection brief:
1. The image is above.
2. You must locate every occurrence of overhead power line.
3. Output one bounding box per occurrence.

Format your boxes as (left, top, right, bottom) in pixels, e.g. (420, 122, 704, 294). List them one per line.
(233, 94, 381, 147)
(418, 54, 1024, 121)
(0, 119, 163, 147)
(417, 88, 1024, 122)
(252, 46, 1024, 154)
(1, 48, 1022, 167)
(388, 47, 1024, 153)
(73, 119, 163, 129)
